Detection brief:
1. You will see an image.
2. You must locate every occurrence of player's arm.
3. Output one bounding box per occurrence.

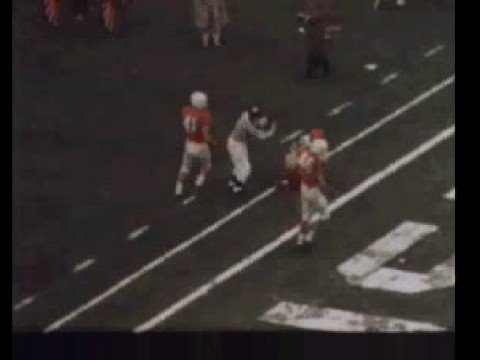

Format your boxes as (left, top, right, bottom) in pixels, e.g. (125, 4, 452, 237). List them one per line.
(244, 115, 277, 140)
(203, 116, 220, 147)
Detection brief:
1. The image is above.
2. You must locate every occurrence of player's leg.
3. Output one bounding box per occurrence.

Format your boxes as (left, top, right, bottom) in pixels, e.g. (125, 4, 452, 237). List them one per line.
(318, 51, 331, 77)
(44, 0, 61, 26)
(211, 4, 222, 47)
(297, 187, 313, 245)
(227, 139, 250, 193)
(305, 190, 330, 243)
(195, 144, 212, 188)
(305, 51, 321, 79)
(175, 147, 192, 196)
(72, 0, 88, 22)
(233, 145, 251, 193)
(316, 191, 330, 221)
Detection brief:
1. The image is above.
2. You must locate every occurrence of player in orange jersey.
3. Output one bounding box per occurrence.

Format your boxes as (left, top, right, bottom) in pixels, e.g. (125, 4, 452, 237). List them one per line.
(175, 91, 215, 197)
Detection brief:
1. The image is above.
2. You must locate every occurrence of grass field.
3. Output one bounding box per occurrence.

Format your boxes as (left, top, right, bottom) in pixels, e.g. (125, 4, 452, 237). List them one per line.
(12, 0, 454, 331)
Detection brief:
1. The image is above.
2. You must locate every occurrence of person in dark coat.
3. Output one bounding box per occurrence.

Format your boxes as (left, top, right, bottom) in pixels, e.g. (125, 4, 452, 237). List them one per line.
(297, 0, 341, 79)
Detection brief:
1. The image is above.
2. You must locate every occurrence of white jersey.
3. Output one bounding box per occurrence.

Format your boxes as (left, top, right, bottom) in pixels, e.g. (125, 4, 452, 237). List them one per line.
(229, 111, 276, 143)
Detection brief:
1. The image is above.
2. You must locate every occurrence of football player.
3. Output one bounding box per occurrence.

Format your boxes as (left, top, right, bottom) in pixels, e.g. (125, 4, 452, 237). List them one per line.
(295, 128, 330, 246)
(175, 91, 215, 197)
(227, 105, 276, 193)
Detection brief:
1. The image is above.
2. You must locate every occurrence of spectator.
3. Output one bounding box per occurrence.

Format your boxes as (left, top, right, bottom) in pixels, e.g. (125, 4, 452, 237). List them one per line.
(193, 0, 229, 48)
(297, 0, 341, 79)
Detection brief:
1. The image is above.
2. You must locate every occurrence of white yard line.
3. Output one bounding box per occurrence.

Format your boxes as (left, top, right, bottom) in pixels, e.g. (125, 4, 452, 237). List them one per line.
(444, 188, 455, 201)
(380, 72, 399, 85)
(260, 302, 444, 332)
(327, 101, 353, 117)
(127, 225, 150, 241)
(182, 195, 197, 206)
(13, 295, 37, 312)
(133, 125, 455, 332)
(43, 76, 454, 333)
(328, 75, 454, 158)
(424, 45, 445, 58)
(280, 130, 304, 144)
(72, 258, 96, 274)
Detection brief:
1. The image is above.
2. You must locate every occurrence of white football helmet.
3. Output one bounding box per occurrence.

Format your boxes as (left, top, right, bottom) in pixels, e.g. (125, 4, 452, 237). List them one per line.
(309, 139, 328, 159)
(190, 91, 208, 109)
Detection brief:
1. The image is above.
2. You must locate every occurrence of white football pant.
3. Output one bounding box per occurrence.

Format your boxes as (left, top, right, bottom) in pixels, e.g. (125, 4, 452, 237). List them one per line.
(179, 140, 212, 177)
(227, 137, 251, 184)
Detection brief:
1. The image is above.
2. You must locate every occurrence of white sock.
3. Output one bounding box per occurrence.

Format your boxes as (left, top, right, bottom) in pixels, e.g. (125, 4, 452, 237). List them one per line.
(175, 181, 183, 196)
(195, 173, 206, 187)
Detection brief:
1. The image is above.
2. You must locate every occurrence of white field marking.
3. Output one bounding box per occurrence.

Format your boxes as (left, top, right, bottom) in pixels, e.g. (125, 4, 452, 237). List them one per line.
(380, 72, 399, 85)
(127, 225, 150, 241)
(428, 254, 455, 288)
(364, 63, 378, 72)
(280, 130, 304, 144)
(72, 258, 96, 274)
(444, 187, 455, 201)
(182, 195, 197, 206)
(133, 125, 455, 332)
(337, 221, 438, 282)
(360, 254, 455, 293)
(13, 295, 37, 312)
(327, 75, 454, 158)
(259, 302, 445, 332)
(43, 77, 454, 333)
(424, 45, 445, 58)
(327, 101, 353, 117)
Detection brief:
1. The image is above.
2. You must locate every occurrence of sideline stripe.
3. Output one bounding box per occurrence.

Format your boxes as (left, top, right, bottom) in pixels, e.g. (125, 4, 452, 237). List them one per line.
(280, 130, 303, 144)
(127, 225, 150, 241)
(43, 76, 454, 332)
(424, 45, 445, 58)
(72, 258, 96, 274)
(327, 101, 353, 117)
(134, 125, 455, 332)
(380, 72, 399, 85)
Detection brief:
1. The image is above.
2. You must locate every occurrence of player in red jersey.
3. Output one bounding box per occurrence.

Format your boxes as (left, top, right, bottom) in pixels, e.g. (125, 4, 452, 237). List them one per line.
(296, 128, 330, 246)
(280, 128, 327, 191)
(175, 91, 214, 197)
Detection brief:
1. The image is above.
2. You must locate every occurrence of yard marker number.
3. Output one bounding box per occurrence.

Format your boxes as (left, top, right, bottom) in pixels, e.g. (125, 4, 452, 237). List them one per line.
(338, 221, 438, 282)
(338, 222, 455, 294)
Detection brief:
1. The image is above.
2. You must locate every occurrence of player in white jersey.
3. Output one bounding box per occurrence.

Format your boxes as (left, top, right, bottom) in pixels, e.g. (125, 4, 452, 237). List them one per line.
(227, 106, 277, 193)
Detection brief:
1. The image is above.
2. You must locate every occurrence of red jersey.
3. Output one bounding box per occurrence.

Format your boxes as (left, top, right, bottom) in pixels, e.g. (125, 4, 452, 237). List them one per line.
(297, 148, 326, 188)
(181, 105, 213, 143)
